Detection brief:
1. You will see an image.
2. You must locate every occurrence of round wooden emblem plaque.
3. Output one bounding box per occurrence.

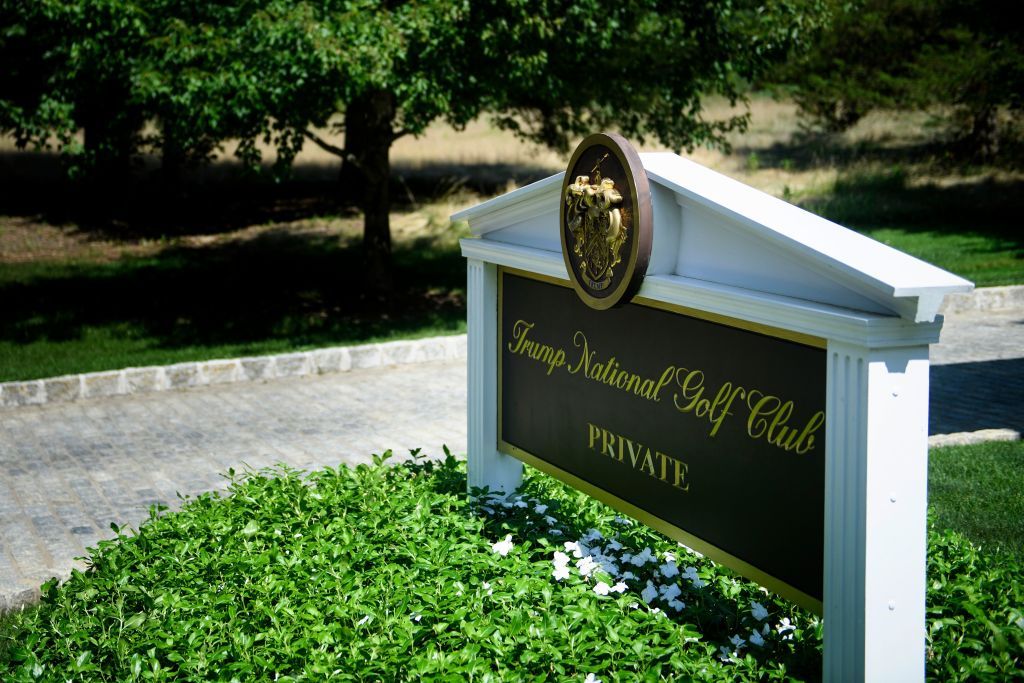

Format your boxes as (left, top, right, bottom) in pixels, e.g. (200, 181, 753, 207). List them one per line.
(560, 132, 652, 310)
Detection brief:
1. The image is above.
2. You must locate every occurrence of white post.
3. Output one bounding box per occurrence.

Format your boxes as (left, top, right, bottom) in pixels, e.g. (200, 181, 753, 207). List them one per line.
(466, 258, 523, 494)
(825, 342, 930, 682)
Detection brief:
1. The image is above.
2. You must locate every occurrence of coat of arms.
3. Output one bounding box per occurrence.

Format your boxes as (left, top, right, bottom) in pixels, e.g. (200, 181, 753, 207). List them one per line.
(564, 154, 628, 291)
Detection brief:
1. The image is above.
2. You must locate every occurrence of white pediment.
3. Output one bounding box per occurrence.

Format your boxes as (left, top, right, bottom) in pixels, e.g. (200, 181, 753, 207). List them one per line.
(453, 152, 971, 325)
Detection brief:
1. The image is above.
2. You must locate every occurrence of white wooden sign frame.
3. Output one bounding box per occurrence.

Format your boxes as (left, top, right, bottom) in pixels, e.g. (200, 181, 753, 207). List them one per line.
(455, 153, 971, 682)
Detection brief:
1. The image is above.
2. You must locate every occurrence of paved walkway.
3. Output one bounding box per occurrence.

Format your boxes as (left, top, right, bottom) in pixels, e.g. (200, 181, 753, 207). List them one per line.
(2, 307, 1022, 611)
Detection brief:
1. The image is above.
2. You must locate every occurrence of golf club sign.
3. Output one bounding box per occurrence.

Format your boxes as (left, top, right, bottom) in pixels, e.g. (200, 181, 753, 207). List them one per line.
(457, 133, 970, 681)
(502, 133, 828, 608)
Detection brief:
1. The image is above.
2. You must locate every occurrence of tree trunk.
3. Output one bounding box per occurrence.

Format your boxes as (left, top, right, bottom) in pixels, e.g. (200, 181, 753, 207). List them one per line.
(341, 90, 396, 295)
(160, 121, 185, 194)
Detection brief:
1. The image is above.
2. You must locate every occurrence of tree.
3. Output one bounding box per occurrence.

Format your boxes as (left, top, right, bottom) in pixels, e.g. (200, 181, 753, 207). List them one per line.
(2, 0, 823, 291)
(777, 0, 1024, 158)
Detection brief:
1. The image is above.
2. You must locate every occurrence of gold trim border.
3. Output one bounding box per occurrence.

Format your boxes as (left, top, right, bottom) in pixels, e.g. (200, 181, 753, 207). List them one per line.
(496, 265, 825, 616)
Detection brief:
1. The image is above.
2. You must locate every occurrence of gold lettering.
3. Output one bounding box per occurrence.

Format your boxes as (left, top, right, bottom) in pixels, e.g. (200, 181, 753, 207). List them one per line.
(507, 319, 535, 353)
(673, 460, 690, 491)
(673, 368, 705, 413)
(640, 448, 655, 476)
(585, 422, 690, 493)
(588, 423, 600, 450)
(708, 383, 746, 438)
(601, 428, 614, 458)
(794, 411, 825, 455)
(568, 331, 591, 375)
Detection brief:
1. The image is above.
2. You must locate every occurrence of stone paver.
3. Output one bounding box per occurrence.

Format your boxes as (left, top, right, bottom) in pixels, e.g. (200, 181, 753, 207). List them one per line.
(1, 359, 467, 611)
(1, 305, 1022, 611)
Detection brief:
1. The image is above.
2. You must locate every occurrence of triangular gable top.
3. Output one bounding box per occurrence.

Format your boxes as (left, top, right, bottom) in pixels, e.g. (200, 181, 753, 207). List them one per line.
(453, 152, 972, 323)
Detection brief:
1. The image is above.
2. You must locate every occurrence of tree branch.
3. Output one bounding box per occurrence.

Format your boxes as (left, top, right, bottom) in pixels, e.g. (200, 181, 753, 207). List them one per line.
(302, 129, 346, 158)
(391, 128, 411, 142)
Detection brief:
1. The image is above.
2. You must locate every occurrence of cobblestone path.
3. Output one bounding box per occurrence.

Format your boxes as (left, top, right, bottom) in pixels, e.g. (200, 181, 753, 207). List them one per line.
(2, 306, 1022, 610)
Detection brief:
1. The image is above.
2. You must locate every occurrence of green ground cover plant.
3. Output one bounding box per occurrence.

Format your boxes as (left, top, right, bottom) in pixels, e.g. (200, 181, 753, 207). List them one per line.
(1, 447, 1021, 681)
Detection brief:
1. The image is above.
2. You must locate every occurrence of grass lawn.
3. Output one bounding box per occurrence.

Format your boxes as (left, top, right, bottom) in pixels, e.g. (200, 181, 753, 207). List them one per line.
(0, 442, 1021, 681)
(1, 97, 1021, 382)
(930, 440, 1024, 560)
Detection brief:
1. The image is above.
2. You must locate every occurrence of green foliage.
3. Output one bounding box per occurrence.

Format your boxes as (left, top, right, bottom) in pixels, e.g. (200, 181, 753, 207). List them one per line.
(1, 450, 1022, 680)
(777, 0, 1024, 158)
(926, 530, 1024, 680)
(1, 1, 826, 168)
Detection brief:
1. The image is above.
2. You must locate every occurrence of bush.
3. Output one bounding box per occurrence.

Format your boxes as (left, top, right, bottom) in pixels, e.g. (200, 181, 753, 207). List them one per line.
(1, 450, 1020, 680)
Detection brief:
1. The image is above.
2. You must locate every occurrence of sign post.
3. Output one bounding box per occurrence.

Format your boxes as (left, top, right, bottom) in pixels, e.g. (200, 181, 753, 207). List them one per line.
(455, 135, 971, 681)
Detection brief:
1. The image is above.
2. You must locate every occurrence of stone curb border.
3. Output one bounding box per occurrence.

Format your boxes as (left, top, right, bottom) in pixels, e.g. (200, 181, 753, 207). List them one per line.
(927, 428, 1020, 449)
(0, 334, 467, 410)
(938, 284, 1024, 315)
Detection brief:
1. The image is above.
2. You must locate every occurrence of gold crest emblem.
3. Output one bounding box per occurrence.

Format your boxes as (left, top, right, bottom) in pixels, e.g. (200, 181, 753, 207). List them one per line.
(564, 154, 628, 291)
(560, 133, 652, 310)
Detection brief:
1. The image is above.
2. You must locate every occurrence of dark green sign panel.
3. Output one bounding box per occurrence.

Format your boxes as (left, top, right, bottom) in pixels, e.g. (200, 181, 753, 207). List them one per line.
(498, 268, 827, 611)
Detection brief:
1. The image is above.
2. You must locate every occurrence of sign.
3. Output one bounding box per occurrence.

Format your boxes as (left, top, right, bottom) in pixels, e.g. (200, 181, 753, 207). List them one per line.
(560, 133, 652, 309)
(499, 268, 827, 611)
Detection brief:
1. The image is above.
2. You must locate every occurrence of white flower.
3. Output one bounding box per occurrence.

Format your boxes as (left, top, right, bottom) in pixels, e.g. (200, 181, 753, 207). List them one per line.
(659, 583, 682, 601)
(614, 516, 633, 526)
(583, 529, 603, 543)
(553, 565, 571, 581)
(593, 581, 611, 596)
(641, 581, 658, 604)
(718, 646, 735, 663)
(776, 617, 795, 640)
(750, 601, 769, 622)
(621, 571, 637, 581)
(548, 529, 563, 536)
(411, 612, 422, 622)
(482, 581, 493, 595)
(683, 567, 707, 589)
(491, 534, 514, 556)
(628, 602, 639, 609)
(564, 541, 583, 558)
(630, 548, 654, 566)
(668, 599, 685, 612)
(659, 561, 679, 578)
(729, 634, 746, 649)
(749, 630, 765, 647)
(576, 556, 598, 577)
(611, 582, 627, 593)
(584, 674, 601, 683)
(534, 503, 549, 514)
(663, 551, 676, 562)
(553, 551, 570, 567)
(606, 539, 623, 551)
(544, 515, 557, 526)
(356, 615, 371, 626)
(598, 559, 620, 576)
(514, 500, 528, 508)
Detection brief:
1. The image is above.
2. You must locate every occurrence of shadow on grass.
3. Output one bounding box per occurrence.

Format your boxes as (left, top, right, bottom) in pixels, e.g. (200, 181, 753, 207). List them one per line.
(0, 150, 554, 239)
(796, 168, 1024, 236)
(0, 226, 466, 355)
